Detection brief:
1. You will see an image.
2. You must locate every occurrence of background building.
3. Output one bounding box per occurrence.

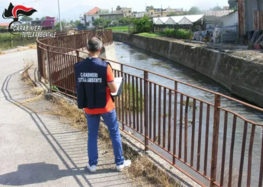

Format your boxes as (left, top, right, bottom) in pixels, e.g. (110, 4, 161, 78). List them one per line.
(132, 12, 146, 18)
(31, 17, 56, 29)
(42, 17, 56, 30)
(146, 6, 186, 17)
(116, 7, 132, 17)
(84, 6, 133, 29)
(99, 13, 124, 21)
(84, 7, 100, 28)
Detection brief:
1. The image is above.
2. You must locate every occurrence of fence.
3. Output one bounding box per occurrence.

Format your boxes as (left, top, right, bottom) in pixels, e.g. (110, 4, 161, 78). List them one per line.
(36, 30, 263, 187)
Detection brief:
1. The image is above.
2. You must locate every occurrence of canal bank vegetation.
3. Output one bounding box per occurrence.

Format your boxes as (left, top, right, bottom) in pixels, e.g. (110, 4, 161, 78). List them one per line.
(160, 28, 193, 39)
(138, 32, 161, 38)
(132, 16, 153, 33)
(106, 26, 129, 32)
(137, 28, 193, 40)
(123, 83, 144, 112)
(108, 16, 193, 40)
(0, 32, 36, 50)
(107, 16, 152, 34)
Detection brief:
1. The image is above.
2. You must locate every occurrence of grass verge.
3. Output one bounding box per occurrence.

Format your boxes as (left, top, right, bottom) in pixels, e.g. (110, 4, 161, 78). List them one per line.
(107, 26, 129, 32)
(0, 32, 36, 50)
(48, 97, 87, 131)
(137, 29, 193, 40)
(137, 32, 162, 38)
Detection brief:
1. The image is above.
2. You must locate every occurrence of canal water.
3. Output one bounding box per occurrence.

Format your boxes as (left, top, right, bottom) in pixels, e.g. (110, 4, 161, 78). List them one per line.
(113, 42, 263, 186)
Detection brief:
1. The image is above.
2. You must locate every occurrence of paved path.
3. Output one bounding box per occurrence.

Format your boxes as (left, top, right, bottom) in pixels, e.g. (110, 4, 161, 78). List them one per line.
(0, 49, 135, 187)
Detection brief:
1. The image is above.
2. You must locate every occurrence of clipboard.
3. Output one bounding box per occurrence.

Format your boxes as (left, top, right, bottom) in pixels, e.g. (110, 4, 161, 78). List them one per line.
(111, 77, 123, 97)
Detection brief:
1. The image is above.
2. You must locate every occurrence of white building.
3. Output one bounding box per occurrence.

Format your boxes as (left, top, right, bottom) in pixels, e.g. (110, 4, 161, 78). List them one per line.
(133, 12, 146, 18)
(153, 14, 204, 26)
(84, 7, 100, 29)
(220, 11, 238, 27)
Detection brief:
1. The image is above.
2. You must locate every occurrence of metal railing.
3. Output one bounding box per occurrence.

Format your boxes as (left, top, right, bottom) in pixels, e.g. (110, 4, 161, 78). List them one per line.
(36, 30, 263, 187)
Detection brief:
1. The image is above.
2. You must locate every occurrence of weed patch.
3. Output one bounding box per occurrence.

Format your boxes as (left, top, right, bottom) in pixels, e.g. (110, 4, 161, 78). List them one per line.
(21, 64, 35, 87)
(125, 156, 180, 186)
(123, 83, 144, 112)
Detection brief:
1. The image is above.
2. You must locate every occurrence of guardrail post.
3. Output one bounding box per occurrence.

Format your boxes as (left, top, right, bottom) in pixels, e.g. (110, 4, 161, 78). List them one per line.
(74, 34, 77, 49)
(144, 71, 149, 151)
(210, 94, 221, 187)
(173, 81, 178, 164)
(76, 50, 80, 62)
(46, 47, 52, 93)
(121, 64, 124, 131)
(36, 42, 41, 81)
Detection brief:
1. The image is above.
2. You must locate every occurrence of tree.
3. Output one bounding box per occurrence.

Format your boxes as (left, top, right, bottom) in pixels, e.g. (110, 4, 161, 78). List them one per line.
(69, 20, 74, 25)
(119, 17, 133, 25)
(146, 6, 154, 12)
(76, 21, 85, 30)
(188, 7, 202, 15)
(55, 21, 66, 31)
(228, 0, 237, 9)
(20, 16, 32, 22)
(133, 16, 153, 33)
(34, 17, 46, 21)
(167, 12, 185, 16)
(116, 5, 121, 11)
(212, 6, 223, 11)
(93, 18, 111, 28)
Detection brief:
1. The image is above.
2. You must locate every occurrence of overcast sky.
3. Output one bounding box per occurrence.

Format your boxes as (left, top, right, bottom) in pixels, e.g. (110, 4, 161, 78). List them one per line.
(0, 0, 229, 22)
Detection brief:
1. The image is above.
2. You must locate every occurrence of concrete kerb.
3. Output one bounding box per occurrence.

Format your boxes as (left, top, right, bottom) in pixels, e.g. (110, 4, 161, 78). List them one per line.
(26, 66, 200, 187)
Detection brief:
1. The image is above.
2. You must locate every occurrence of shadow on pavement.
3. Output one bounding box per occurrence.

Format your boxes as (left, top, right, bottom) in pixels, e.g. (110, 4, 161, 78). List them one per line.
(0, 162, 76, 185)
(0, 162, 119, 186)
(1, 70, 129, 186)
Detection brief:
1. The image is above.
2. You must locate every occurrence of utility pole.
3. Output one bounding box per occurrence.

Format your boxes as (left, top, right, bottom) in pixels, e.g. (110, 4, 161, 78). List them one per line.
(57, 0, 62, 31)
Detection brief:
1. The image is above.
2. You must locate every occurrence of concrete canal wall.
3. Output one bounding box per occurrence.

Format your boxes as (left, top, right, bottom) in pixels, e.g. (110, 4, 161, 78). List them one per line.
(113, 32, 263, 107)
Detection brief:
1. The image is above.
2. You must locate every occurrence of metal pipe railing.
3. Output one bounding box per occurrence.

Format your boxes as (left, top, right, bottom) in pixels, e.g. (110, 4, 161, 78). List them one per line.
(36, 30, 263, 187)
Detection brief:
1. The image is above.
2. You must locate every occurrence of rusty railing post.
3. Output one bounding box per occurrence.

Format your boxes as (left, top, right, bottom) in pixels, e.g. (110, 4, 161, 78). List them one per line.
(173, 81, 178, 164)
(144, 71, 149, 151)
(76, 50, 80, 62)
(74, 34, 77, 49)
(36, 42, 41, 81)
(210, 94, 221, 187)
(46, 46, 52, 92)
(121, 64, 124, 131)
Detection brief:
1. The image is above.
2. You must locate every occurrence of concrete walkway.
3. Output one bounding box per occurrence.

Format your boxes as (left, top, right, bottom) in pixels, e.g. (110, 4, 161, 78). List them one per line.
(0, 49, 135, 186)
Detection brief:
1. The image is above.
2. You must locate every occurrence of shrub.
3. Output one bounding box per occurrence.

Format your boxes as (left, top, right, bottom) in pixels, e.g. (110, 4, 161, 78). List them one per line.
(93, 18, 111, 28)
(175, 29, 193, 39)
(0, 32, 35, 50)
(133, 16, 153, 33)
(119, 17, 134, 26)
(160, 28, 192, 39)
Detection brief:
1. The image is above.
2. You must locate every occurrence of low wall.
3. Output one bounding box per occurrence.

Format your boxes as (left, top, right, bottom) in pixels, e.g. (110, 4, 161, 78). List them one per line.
(113, 32, 263, 107)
